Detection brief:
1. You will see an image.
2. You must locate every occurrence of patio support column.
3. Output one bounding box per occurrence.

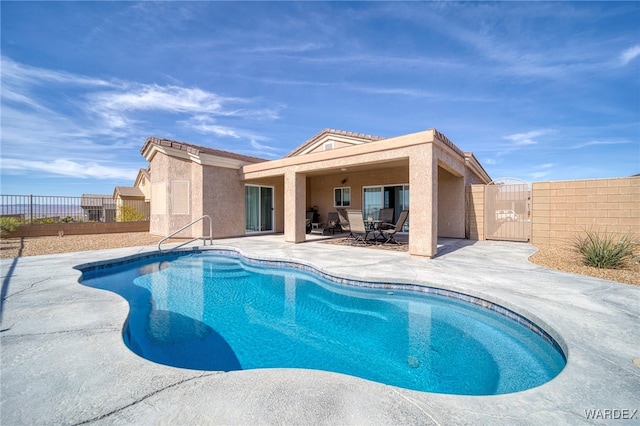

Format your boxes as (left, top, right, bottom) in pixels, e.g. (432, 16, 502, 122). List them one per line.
(409, 144, 438, 257)
(284, 169, 306, 243)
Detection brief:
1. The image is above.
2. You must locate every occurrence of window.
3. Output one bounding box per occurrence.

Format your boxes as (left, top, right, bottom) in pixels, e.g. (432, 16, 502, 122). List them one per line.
(334, 187, 350, 207)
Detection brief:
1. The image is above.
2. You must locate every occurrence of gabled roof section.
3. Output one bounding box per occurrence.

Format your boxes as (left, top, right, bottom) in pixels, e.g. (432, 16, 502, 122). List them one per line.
(285, 129, 385, 158)
(141, 136, 268, 165)
(113, 186, 145, 198)
(134, 167, 150, 185)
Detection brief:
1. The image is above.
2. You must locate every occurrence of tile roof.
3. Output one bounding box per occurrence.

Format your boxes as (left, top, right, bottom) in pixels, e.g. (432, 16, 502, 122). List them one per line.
(142, 136, 268, 164)
(114, 186, 144, 198)
(80, 194, 115, 207)
(285, 129, 385, 157)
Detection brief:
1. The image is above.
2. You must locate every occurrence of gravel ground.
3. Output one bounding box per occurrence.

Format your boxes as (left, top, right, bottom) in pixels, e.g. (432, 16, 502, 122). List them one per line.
(1, 232, 638, 286)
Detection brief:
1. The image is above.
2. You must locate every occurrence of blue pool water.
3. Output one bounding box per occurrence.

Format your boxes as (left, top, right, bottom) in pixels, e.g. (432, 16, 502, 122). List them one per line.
(79, 251, 566, 395)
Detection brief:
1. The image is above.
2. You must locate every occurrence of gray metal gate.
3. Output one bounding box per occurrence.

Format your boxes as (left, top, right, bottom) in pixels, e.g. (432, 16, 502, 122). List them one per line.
(484, 178, 530, 242)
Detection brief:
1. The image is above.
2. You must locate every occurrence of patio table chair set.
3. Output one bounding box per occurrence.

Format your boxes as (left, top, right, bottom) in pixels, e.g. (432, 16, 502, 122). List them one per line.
(345, 209, 408, 245)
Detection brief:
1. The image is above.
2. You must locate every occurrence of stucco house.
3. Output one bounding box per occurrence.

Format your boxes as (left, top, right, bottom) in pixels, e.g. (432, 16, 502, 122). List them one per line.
(140, 128, 491, 257)
(113, 168, 152, 221)
(80, 194, 116, 222)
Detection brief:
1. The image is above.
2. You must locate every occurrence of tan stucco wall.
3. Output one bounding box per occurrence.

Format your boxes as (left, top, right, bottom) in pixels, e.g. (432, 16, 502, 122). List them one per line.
(306, 165, 409, 222)
(531, 177, 640, 247)
(437, 167, 465, 238)
(138, 174, 151, 201)
(466, 184, 485, 240)
(149, 153, 198, 238)
(200, 166, 245, 239)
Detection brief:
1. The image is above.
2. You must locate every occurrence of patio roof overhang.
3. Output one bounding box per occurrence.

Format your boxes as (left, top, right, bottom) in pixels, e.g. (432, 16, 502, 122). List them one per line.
(241, 129, 468, 181)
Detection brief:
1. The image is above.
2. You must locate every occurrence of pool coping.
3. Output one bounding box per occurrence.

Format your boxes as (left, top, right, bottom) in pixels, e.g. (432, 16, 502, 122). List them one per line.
(2, 236, 639, 424)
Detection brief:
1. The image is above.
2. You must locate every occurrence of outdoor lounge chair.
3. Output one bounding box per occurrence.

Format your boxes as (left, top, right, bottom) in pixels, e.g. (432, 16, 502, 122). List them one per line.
(337, 209, 352, 239)
(380, 210, 409, 244)
(345, 209, 372, 244)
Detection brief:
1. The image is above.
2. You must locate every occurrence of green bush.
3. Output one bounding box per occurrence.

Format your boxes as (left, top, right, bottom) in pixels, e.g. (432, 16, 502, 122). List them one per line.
(573, 228, 636, 269)
(32, 217, 57, 224)
(118, 205, 145, 222)
(1, 217, 20, 235)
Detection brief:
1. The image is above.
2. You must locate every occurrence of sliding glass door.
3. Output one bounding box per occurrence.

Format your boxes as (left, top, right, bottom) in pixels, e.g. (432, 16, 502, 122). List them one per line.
(363, 184, 409, 230)
(245, 185, 274, 233)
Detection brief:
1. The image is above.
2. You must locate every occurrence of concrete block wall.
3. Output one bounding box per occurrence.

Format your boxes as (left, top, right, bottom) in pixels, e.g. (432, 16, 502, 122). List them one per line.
(530, 177, 640, 247)
(3, 221, 150, 238)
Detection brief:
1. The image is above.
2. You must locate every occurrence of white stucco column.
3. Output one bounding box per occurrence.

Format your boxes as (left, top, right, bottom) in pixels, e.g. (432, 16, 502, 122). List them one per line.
(409, 144, 438, 257)
(284, 169, 307, 243)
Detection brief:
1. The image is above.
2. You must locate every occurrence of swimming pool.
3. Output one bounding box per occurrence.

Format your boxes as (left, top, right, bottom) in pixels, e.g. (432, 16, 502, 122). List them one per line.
(79, 249, 566, 396)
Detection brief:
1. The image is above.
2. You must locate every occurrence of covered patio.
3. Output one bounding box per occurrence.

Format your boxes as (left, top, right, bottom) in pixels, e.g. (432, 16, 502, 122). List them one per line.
(242, 129, 490, 257)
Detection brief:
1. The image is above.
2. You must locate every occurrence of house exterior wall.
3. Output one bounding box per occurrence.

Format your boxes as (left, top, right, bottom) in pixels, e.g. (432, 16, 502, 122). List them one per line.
(306, 165, 409, 222)
(466, 184, 485, 240)
(438, 167, 465, 238)
(198, 165, 246, 238)
(137, 174, 151, 201)
(149, 152, 195, 238)
(531, 177, 640, 247)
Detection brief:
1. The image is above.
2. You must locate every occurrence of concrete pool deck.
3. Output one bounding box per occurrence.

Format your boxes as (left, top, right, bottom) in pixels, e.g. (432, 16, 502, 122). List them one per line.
(1, 235, 639, 425)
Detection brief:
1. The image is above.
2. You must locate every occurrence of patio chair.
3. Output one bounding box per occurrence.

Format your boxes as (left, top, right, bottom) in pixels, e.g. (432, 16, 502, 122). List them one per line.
(380, 210, 409, 244)
(378, 208, 395, 230)
(325, 211, 342, 234)
(345, 209, 372, 244)
(310, 212, 342, 235)
(306, 211, 314, 234)
(337, 209, 352, 239)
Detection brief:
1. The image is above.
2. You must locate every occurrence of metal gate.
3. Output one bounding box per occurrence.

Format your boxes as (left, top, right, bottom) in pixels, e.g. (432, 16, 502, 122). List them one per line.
(484, 178, 530, 242)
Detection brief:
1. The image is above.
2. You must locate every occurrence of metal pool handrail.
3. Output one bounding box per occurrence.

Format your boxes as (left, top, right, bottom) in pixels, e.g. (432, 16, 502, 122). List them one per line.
(157, 215, 212, 251)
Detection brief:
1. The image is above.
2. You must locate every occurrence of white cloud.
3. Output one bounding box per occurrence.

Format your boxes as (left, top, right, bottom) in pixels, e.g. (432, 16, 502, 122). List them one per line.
(1, 158, 137, 180)
(620, 45, 640, 66)
(182, 115, 241, 138)
(1, 56, 282, 180)
(528, 163, 555, 180)
(569, 139, 631, 149)
(1, 55, 113, 88)
(503, 130, 550, 146)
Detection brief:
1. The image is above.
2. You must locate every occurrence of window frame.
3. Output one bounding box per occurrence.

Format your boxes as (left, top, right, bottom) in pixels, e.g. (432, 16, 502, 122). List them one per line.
(333, 186, 351, 207)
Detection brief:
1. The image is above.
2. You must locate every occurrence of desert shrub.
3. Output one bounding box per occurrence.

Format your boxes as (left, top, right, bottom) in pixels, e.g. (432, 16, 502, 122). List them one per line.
(118, 205, 145, 222)
(573, 228, 636, 269)
(32, 217, 57, 224)
(0, 217, 20, 235)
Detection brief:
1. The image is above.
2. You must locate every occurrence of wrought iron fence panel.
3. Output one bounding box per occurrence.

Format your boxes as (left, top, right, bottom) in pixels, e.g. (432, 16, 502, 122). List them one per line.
(1, 195, 150, 224)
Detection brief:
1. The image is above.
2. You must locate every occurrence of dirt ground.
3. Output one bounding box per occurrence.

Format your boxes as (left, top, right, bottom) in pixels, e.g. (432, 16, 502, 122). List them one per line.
(1, 232, 638, 286)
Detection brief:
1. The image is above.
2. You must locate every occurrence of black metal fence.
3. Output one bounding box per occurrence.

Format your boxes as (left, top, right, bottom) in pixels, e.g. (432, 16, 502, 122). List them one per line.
(1, 195, 150, 224)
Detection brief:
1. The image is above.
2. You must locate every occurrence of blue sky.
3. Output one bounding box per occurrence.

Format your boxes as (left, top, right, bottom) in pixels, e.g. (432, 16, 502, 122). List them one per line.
(1, 1, 639, 196)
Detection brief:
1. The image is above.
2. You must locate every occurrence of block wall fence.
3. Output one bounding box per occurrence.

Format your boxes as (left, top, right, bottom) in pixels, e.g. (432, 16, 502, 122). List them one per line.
(4, 221, 149, 238)
(530, 177, 639, 246)
(467, 176, 640, 247)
